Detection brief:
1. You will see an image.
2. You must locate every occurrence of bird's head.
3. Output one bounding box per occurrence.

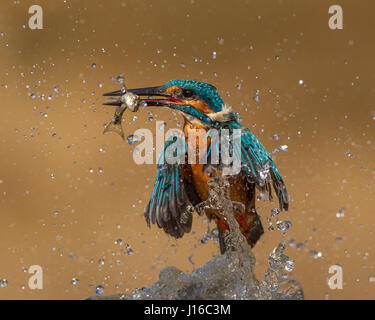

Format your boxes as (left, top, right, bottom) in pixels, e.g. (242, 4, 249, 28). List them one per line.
(104, 80, 234, 125)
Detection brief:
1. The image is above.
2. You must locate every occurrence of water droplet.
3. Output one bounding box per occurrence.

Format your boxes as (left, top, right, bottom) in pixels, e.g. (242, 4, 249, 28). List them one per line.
(98, 258, 105, 265)
(131, 116, 138, 123)
(289, 238, 296, 248)
(212, 51, 217, 59)
(280, 145, 288, 152)
(91, 63, 97, 68)
(234, 112, 243, 123)
(276, 220, 292, 232)
(0, 279, 8, 287)
(140, 100, 147, 109)
(309, 250, 322, 259)
(335, 236, 343, 243)
(127, 134, 139, 146)
(285, 259, 295, 272)
(95, 285, 104, 295)
(272, 144, 288, 154)
(116, 75, 125, 85)
(345, 151, 354, 158)
(115, 238, 123, 245)
(30, 93, 35, 100)
(259, 168, 270, 180)
(271, 208, 280, 217)
(99, 147, 106, 153)
(53, 85, 60, 93)
(71, 278, 79, 286)
(336, 208, 345, 218)
(158, 122, 166, 130)
(125, 244, 134, 255)
(298, 80, 304, 85)
(273, 134, 280, 141)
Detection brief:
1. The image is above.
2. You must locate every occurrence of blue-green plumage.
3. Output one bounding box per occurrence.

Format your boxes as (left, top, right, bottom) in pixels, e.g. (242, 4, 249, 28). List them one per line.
(104, 79, 289, 248)
(144, 135, 195, 237)
(145, 119, 288, 236)
(141, 80, 289, 240)
(207, 120, 288, 208)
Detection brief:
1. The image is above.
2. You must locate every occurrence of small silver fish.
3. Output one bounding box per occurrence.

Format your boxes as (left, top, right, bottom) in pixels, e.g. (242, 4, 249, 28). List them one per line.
(103, 92, 140, 140)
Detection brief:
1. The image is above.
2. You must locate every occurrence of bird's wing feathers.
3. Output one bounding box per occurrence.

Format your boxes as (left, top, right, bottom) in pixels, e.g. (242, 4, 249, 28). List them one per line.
(209, 121, 289, 210)
(144, 136, 198, 238)
(145, 120, 289, 239)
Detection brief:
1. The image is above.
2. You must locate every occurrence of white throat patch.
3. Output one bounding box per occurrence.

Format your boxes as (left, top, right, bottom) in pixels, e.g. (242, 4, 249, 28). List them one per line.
(206, 104, 233, 122)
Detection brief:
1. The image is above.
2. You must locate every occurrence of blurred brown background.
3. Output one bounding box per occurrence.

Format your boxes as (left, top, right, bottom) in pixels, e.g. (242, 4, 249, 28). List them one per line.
(0, 0, 374, 299)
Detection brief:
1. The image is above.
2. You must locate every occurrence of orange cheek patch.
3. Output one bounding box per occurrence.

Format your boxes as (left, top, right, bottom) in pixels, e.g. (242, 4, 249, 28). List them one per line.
(183, 99, 213, 114)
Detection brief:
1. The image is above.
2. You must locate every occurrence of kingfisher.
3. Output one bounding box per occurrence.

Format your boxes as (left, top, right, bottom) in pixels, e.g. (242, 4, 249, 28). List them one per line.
(103, 80, 289, 253)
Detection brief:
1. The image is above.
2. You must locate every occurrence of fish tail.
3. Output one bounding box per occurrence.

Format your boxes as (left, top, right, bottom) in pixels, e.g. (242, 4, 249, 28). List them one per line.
(103, 121, 125, 140)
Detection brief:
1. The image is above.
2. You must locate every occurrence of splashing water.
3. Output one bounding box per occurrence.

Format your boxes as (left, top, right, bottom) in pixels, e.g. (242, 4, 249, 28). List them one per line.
(89, 176, 303, 300)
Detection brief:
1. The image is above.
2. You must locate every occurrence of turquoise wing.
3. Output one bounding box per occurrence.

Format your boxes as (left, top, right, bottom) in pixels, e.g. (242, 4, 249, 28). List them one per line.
(144, 136, 198, 238)
(208, 120, 289, 210)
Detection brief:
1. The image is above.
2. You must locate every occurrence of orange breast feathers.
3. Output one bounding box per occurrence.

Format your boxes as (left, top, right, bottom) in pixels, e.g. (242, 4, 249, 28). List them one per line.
(183, 122, 213, 201)
(183, 99, 213, 115)
(183, 121, 210, 164)
(182, 122, 254, 227)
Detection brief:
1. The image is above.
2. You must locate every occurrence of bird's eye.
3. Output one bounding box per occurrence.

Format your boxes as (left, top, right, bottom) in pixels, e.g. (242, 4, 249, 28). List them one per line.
(183, 89, 194, 97)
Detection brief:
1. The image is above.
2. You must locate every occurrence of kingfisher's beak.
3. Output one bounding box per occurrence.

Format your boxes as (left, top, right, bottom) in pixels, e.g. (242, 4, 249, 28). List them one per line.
(103, 85, 183, 107)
